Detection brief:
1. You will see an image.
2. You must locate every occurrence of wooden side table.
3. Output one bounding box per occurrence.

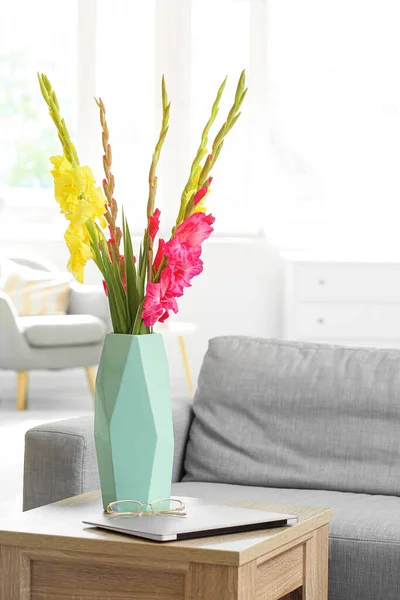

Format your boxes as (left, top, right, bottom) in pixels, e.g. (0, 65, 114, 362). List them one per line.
(0, 491, 331, 600)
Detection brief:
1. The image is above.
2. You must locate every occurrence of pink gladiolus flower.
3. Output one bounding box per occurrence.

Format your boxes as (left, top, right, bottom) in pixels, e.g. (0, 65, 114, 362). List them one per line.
(142, 266, 178, 327)
(142, 213, 215, 326)
(163, 237, 190, 263)
(174, 212, 215, 246)
(163, 242, 203, 295)
(172, 260, 203, 295)
(142, 282, 164, 326)
(148, 208, 161, 241)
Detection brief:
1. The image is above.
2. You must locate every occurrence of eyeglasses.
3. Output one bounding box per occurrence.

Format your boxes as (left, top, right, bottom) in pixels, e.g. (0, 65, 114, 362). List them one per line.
(106, 498, 187, 517)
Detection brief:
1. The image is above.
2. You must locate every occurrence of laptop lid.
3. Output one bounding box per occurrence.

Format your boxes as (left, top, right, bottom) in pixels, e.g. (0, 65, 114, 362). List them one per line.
(83, 503, 298, 542)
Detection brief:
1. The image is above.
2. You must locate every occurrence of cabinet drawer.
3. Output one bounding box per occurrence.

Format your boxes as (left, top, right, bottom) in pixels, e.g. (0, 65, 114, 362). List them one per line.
(294, 303, 400, 340)
(294, 264, 400, 302)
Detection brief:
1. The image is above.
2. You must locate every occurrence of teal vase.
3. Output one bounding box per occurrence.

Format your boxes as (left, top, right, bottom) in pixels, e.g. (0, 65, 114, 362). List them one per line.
(94, 333, 174, 510)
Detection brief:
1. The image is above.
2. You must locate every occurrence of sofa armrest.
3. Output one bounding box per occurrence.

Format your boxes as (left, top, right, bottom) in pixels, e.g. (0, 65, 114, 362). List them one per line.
(68, 281, 111, 330)
(23, 415, 97, 511)
(23, 397, 194, 510)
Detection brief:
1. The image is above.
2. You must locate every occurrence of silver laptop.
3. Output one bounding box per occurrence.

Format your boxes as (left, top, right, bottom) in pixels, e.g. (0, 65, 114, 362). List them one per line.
(83, 499, 298, 542)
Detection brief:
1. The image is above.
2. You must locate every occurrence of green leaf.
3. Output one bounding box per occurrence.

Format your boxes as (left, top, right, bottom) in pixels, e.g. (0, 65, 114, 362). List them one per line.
(99, 237, 129, 333)
(226, 112, 241, 134)
(86, 219, 124, 332)
(101, 255, 124, 333)
(235, 69, 246, 104)
(138, 231, 149, 300)
(123, 213, 140, 334)
(108, 245, 130, 333)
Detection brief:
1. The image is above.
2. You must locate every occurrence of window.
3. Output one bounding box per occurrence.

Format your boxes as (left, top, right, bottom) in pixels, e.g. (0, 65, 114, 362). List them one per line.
(0, 0, 77, 237)
(1, 0, 257, 240)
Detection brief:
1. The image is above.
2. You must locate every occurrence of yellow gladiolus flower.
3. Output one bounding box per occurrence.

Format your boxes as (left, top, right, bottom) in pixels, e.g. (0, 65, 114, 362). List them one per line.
(64, 223, 93, 284)
(50, 154, 107, 282)
(50, 155, 106, 224)
(188, 165, 202, 194)
(193, 198, 207, 213)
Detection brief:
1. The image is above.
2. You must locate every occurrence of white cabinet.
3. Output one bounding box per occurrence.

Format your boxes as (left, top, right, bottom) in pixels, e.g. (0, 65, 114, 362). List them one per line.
(283, 254, 400, 348)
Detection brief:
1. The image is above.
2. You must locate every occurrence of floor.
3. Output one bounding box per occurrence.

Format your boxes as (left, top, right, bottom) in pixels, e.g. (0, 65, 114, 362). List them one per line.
(0, 369, 93, 516)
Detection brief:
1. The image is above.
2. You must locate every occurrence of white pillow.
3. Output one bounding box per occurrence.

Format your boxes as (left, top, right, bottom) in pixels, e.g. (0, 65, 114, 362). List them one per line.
(0, 258, 72, 316)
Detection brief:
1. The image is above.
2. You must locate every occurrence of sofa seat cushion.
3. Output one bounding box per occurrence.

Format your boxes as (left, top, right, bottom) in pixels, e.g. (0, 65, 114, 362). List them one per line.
(184, 336, 400, 496)
(173, 481, 400, 600)
(20, 314, 106, 348)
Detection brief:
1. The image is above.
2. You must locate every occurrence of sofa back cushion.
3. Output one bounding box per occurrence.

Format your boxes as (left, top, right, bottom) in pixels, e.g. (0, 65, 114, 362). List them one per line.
(183, 336, 400, 495)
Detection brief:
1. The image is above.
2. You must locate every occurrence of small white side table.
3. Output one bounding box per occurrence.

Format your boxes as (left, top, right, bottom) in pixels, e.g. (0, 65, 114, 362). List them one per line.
(154, 321, 197, 393)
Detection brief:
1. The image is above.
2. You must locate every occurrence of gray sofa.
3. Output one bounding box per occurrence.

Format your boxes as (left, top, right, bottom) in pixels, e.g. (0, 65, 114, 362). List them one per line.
(24, 336, 400, 599)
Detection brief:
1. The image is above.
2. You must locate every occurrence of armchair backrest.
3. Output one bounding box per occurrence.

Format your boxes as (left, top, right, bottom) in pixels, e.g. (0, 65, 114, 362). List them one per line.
(7, 257, 56, 272)
(0, 257, 71, 316)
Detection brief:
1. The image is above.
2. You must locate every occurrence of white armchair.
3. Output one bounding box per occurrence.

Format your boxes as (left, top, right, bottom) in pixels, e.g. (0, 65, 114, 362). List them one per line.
(0, 257, 110, 410)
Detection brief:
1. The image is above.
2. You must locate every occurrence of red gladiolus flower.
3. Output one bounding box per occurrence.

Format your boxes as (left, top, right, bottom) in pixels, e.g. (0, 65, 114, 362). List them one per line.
(107, 240, 114, 261)
(193, 177, 212, 206)
(193, 186, 208, 206)
(153, 238, 165, 273)
(102, 280, 108, 296)
(149, 208, 161, 241)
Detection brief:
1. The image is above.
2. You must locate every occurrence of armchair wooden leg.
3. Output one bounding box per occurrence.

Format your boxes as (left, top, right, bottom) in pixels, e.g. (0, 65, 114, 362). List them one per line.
(86, 366, 96, 397)
(16, 371, 28, 411)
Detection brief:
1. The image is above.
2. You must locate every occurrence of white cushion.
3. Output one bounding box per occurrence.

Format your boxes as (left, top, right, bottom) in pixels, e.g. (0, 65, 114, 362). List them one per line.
(21, 315, 106, 348)
(0, 258, 71, 316)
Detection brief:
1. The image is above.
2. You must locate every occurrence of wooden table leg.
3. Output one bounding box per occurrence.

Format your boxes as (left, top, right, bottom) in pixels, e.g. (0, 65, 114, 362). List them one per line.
(178, 335, 193, 394)
(188, 562, 257, 599)
(303, 525, 329, 599)
(0, 546, 29, 599)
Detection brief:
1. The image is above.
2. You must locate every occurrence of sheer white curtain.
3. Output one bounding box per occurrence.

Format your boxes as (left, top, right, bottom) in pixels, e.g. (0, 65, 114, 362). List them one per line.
(93, 0, 400, 245)
(91, 0, 254, 235)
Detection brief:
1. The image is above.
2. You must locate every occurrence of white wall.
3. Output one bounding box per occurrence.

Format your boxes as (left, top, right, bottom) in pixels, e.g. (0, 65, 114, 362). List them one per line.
(170, 238, 284, 390)
(0, 236, 284, 394)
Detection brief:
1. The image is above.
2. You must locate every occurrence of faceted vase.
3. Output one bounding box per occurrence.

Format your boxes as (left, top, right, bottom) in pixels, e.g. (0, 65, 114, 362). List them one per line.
(94, 333, 174, 510)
